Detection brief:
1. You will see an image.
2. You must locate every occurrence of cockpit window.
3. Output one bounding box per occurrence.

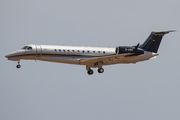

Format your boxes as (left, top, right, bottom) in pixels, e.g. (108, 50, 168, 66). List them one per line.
(21, 46, 28, 49)
(21, 46, 33, 50)
(27, 47, 32, 50)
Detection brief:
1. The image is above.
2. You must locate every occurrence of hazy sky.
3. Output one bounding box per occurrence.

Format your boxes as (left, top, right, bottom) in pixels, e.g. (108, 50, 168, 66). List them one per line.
(1, 0, 180, 120)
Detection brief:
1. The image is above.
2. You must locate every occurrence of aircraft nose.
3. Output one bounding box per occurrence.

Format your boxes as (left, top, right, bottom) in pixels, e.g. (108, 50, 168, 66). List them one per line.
(5, 53, 13, 58)
(5, 54, 8, 58)
(5, 51, 17, 58)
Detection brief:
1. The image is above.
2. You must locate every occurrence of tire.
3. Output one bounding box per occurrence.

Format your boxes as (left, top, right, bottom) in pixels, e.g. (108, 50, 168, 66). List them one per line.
(87, 69, 94, 75)
(16, 65, 21, 68)
(98, 68, 104, 73)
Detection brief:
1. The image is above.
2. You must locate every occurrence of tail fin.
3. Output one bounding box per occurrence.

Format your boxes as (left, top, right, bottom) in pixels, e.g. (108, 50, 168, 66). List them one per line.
(139, 30, 175, 53)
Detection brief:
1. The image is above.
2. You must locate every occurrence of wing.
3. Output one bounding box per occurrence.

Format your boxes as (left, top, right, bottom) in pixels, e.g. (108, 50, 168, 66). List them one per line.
(78, 53, 134, 64)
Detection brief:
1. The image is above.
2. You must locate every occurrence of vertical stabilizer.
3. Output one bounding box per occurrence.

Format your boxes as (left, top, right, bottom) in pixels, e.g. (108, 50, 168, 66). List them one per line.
(139, 30, 174, 53)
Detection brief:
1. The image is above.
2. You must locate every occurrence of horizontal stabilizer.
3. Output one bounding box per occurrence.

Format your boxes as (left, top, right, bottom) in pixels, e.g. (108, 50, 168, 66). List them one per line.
(152, 30, 176, 35)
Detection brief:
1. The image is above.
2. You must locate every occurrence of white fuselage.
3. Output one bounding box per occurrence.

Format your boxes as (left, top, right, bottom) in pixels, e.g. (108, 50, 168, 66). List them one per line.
(5, 44, 158, 68)
(5, 30, 171, 75)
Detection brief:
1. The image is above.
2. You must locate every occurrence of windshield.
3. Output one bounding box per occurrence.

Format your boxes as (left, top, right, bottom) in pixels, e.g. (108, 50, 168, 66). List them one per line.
(21, 46, 33, 50)
(27, 47, 32, 50)
(21, 46, 28, 49)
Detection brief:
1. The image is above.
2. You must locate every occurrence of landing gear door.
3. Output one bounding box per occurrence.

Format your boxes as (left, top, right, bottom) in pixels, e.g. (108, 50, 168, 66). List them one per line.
(35, 45, 42, 57)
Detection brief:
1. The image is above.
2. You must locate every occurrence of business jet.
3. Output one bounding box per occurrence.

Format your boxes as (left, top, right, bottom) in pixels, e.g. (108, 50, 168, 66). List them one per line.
(5, 31, 174, 75)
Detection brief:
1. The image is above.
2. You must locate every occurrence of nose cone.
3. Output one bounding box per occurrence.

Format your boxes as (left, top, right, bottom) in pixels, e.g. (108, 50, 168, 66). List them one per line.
(5, 51, 18, 58)
(5, 54, 8, 58)
(5, 53, 12, 58)
(5, 50, 23, 61)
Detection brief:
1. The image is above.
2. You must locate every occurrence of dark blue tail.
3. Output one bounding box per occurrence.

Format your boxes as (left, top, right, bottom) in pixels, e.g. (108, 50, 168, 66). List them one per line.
(139, 31, 174, 53)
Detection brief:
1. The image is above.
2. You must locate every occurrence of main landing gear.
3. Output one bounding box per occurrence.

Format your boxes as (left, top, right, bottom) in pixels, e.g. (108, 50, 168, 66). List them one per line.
(86, 65, 104, 75)
(98, 68, 104, 73)
(16, 61, 21, 68)
(87, 69, 94, 75)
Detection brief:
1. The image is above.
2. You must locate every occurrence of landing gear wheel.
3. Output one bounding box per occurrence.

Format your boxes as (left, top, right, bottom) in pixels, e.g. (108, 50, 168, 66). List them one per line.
(87, 69, 94, 75)
(16, 65, 21, 68)
(98, 68, 104, 73)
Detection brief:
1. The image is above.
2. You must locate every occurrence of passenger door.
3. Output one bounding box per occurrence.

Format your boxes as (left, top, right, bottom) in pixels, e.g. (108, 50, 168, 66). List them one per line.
(35, 45, 42, 57)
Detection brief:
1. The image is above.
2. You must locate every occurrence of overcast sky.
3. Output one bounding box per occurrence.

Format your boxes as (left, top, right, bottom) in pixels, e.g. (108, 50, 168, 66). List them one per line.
(1, 0, 180, 120)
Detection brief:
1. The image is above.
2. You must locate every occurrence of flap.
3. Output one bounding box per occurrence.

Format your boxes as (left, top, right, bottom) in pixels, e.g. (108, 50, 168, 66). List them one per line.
(79, 53, 134, 64)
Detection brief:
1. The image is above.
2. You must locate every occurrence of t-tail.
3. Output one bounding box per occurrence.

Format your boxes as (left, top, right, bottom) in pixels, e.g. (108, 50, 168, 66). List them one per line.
(139, 30, 175, 53)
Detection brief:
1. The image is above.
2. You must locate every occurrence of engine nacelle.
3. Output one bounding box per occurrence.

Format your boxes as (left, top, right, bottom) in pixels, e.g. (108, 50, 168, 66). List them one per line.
(116, 46, 144, 54)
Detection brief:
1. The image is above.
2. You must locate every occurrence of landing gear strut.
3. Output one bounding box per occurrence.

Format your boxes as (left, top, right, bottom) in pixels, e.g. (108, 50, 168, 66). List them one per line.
(86, 65, 94, 75)
(16, 61, 21, 68)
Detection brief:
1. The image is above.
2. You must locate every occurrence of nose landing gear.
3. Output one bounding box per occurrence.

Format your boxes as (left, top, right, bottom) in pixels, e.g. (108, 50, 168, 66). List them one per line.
(16, 61, 21, 68)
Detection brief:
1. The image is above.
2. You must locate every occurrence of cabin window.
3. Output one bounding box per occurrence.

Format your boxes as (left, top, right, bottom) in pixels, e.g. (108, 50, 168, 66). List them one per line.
(63, 50, 65, 52)
(72, 50, 75, 52)
(82, 50, 85, 53)
(93, 51, 95, 53)
(59, 49, 61, 52)
(98, 51, 101, 53)
(67, 50, 70, 52)
(87, 51, 90, 53)
(77, 50, 80, 52)
(103, 51, 105, 54)
(54, 49, 57, 52)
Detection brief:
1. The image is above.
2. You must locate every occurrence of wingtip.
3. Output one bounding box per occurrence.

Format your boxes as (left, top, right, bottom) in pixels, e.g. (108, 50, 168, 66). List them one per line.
(169, 30, 176, 32)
